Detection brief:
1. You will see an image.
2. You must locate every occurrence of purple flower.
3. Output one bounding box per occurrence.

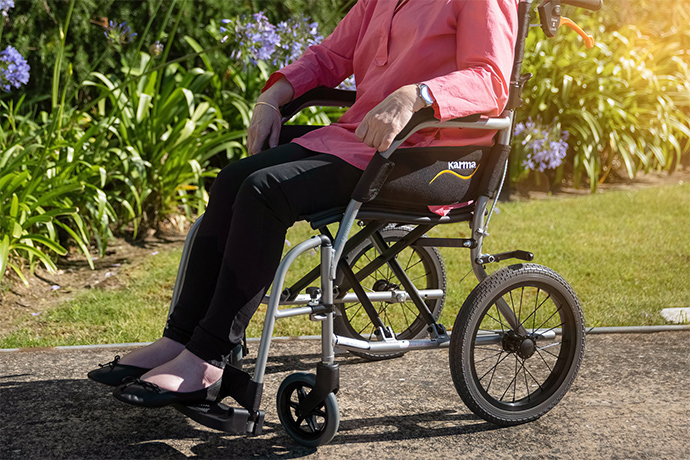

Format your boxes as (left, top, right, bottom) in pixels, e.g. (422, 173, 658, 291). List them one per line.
(517, 117, 569, 172)
(104, 20, 138, 46)
(0, 46, 30, 92)
(0, 0, 14, 17)
(218, 13, 324, 68)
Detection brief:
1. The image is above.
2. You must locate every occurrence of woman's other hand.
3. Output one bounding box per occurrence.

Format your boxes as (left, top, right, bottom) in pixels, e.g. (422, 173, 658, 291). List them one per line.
(355, 84, 425, 152)
(247, 76, 295, 155)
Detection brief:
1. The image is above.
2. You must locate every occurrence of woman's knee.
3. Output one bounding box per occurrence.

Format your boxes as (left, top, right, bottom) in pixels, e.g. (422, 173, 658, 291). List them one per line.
(209, 162, 245, 198)
(235, 169, 295, 225)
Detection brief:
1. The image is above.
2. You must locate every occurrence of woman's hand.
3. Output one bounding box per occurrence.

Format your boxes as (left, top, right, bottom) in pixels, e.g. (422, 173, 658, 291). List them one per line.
(355, 84, 424, 152)
(247, 103, 283, 155)
(247, 76, 295, 155)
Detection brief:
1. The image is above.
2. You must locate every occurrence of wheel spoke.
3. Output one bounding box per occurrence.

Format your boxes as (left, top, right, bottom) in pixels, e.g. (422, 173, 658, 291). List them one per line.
(485, 308, 507, 332)
(400, 301, 411, 327)
(409, 271, 431, 283)
(403, 249, 415, 271)
(404, 257, 424, 272)
(534, 347, 554, 372)
(536, 322, 565, 336)
(518, 292, 552, 331)
(533, 306, 562, 333)
(473, 349, 503, 365)
(481, 351, 511, 393)
(522, 361, 544, 392)
(523, 357, 531, 401)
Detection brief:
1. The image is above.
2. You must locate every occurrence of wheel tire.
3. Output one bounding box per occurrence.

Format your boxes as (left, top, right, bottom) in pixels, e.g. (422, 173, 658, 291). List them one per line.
(277, 373, 340, 447)
(333, 225, 446, 360)
(449, 263, 585, 426)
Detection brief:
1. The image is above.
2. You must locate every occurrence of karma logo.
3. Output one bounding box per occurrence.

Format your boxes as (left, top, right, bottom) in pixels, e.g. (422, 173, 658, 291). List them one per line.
(429, 161, 479, 184)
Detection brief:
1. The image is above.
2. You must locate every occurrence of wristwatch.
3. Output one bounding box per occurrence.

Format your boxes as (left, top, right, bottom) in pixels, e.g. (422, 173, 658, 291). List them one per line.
(417, 83, 435, 107)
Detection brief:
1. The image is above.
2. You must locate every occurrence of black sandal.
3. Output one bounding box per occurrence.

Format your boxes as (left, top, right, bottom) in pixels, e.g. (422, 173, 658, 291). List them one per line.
(87, 355, 150, 387)
(113, 377, 223, 408)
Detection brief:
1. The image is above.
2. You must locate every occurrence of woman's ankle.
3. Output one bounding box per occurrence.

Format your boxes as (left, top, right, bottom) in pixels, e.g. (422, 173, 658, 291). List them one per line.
(118, 337, 186, 368)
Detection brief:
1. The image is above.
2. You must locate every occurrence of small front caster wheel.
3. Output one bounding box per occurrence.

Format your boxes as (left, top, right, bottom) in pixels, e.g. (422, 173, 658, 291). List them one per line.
(277, 372, 340, 447)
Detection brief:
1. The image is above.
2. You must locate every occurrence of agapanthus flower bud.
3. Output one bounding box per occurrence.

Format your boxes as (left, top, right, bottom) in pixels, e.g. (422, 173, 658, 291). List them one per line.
(149, 40, 164, 58)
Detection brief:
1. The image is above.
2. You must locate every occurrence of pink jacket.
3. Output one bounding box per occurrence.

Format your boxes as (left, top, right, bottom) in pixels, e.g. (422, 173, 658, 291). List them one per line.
(265, 0, 519, 170)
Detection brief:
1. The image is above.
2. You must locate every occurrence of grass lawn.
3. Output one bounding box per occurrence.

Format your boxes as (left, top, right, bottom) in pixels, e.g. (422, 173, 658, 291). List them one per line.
(1, 180, 689, 348)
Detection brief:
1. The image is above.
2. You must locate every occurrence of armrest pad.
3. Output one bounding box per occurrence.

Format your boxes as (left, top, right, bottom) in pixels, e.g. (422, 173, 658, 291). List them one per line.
(280, 87, 356, 120)
(394, 108, 483, 141)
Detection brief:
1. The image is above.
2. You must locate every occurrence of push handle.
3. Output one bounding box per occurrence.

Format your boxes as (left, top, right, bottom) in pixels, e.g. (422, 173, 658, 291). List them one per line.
(561, 0, 603, 11)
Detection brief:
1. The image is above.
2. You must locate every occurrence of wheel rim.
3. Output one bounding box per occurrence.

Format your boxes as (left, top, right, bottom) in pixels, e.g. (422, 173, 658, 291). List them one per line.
(340, 236, 441, 341)
(280, 380, 330, 440)
(469, 282, 578, 411)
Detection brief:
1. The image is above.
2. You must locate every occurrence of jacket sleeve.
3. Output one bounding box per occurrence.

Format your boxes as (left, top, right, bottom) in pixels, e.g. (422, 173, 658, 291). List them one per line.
(263, 0, 367, 98)
(423, 0, 518, 121)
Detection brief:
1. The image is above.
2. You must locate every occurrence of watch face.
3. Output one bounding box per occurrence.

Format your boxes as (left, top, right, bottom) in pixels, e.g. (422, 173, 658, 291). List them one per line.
(420, 84, 433, 106)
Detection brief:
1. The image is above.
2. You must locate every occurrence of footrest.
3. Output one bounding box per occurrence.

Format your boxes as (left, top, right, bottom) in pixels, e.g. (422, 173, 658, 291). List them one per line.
(174, 401, 265, 436)
(476, 250, 534, 265)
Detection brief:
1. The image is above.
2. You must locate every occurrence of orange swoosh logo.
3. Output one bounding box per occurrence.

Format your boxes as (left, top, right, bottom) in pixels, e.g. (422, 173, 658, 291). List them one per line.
(429, 168, 478, 184)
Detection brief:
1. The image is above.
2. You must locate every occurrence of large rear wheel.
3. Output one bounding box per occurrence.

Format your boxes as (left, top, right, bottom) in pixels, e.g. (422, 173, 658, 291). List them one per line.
(449, 264, 585, 425)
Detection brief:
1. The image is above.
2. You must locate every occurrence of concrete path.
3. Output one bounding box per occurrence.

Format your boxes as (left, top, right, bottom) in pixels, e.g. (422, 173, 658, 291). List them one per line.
(1, 331, 688, 459)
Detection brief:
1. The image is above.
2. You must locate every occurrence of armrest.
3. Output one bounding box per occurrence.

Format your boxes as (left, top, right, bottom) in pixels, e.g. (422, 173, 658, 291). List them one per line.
(394, 108, 482, 141)
(279, 87, 356, 120)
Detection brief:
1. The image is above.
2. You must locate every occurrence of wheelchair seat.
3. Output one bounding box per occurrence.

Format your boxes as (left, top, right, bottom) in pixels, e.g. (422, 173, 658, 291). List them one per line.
(304, 202, 475, 229)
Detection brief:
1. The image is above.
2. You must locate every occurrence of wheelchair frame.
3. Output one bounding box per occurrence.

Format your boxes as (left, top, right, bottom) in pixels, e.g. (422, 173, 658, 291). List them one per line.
(167, 0, 601, 446)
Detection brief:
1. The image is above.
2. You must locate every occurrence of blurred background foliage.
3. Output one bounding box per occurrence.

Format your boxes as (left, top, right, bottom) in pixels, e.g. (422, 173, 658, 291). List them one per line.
(1, 0, 690, 284)
(1, 0, 351, 111)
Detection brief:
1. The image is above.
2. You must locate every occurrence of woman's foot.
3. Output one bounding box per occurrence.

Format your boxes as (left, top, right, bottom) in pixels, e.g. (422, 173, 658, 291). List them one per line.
(118, 337, 186, 369)
(137, 349, 223, 392)
(113, 350, 224, 407)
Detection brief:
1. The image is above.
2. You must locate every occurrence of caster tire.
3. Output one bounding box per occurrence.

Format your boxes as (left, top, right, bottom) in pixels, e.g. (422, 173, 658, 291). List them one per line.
(277, 372, 340, 447)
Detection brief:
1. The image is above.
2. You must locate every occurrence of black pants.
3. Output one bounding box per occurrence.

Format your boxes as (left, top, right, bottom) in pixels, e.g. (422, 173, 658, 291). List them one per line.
(163, 143, 362, 368)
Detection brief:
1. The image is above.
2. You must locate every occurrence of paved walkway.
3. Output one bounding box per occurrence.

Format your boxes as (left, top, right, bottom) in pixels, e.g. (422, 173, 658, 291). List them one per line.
(1, 331, 688, 459)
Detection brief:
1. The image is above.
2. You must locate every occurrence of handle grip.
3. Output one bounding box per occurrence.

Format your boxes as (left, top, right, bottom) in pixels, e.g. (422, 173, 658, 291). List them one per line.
(561, 0, 603, 11)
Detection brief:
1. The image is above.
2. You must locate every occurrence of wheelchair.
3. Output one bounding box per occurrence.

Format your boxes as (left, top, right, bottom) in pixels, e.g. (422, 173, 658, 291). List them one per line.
(167, 0, 601, 447)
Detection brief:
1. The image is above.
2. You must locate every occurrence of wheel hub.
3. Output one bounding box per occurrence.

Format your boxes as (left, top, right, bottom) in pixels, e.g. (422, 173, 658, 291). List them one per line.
(372, 279, 398, 291)
(502, 331, 537, 359)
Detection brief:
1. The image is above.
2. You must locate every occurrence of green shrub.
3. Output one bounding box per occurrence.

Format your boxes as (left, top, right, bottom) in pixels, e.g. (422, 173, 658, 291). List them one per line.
(513, 2, 690, 191)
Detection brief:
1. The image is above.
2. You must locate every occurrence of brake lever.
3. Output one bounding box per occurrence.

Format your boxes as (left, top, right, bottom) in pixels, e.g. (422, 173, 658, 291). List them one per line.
(538, 0, 596, 48)
(559, 16, 595, 48)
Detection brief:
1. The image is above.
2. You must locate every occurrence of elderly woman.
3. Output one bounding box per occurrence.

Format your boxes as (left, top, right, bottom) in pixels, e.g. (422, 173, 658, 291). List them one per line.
(89, 0, 518, 407)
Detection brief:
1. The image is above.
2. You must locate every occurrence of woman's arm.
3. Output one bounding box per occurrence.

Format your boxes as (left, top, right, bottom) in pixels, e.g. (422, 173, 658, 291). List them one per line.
(356, 0, 518, 152)
(249, 0, 368, 154)
(422, 0, 519, 121)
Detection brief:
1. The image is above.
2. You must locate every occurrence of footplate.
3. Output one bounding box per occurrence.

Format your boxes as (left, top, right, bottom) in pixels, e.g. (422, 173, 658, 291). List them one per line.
(175, 402, 265, 436)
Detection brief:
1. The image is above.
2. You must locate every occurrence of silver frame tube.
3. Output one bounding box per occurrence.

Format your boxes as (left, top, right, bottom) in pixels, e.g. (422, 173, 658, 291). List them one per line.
(168, 215, 205, 318)
(253, 235, 330, 384)
(264, 289, 445, 306)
